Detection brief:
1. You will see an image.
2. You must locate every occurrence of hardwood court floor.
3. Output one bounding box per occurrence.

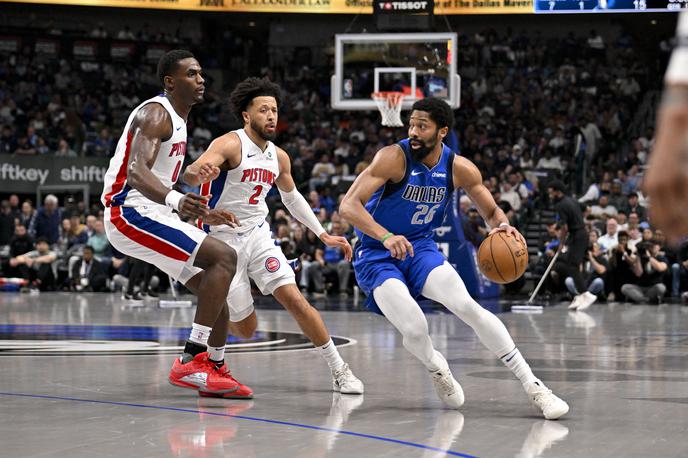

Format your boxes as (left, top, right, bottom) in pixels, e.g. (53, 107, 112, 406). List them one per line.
(1, 292, 686, 457)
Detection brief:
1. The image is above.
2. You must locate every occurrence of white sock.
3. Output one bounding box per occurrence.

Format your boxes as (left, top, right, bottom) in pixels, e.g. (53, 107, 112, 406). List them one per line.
(499, 347, 537, 386)
(316, 339, 346, 373)
(315, 339, 344, 372)
(373, 278, 443, 372)
(208, 345, 225, 362)
(189, 323, 212, 347)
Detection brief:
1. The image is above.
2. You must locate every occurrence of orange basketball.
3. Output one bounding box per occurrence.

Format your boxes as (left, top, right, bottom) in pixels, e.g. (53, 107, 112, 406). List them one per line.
(477, 232, 528, 284)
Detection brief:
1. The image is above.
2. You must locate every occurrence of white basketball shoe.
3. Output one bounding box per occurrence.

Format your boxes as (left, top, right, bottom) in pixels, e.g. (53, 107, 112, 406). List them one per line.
(430, 355, 465, 409)
(525, 380, 569, 420)
(332, 363, 365, 394)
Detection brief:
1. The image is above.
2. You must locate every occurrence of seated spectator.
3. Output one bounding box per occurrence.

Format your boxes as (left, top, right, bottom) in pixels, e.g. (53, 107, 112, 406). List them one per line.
(590, 194, 618, 220)
(2, 224, 33, 276)
(608, 231, 639, 300)
(500, 182, 522, 212)
(68, 214, 88, 247)
(71, 245, 108, 292)
(55, 138, 77, 157)
(87, 219, 111, 261)
(308, 221, 351, 296)
(616, 211, 628, 231)
(608, 182, 626, 210)
(29, 194, 62, 245)
(463, 207, 488, 247)
(18, 200, 36, 229)
(578, 181, 601, 204)
(535, 148, 563, 171)
(598, 218, 619, 253)
(9, 237, 57, 291)
(294, 226, 318, 293)
(309, 154, 336, 191)
(14, 135, 37, 155)
(566, 241, 608, 308)
(0, 124, 16, 154)
(622, 192, 647, 222)
(621, 240, 668, 304)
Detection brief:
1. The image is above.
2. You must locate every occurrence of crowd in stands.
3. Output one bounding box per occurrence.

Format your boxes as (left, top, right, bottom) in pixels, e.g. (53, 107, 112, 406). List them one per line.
(2, 22, 685, 304)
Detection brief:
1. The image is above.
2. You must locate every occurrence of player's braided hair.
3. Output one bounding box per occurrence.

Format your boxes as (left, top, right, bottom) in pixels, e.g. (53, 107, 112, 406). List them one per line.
(157, 49, 195, 88)
(230, 77, 282, 120)
(411, 97, 455, 130)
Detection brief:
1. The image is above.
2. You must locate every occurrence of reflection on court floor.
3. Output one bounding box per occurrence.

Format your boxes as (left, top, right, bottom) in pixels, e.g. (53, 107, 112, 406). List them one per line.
(0, 292, 686, 457)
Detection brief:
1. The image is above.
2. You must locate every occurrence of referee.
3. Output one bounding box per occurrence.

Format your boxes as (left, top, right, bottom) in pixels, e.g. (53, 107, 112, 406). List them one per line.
(547, 180, 593, 310)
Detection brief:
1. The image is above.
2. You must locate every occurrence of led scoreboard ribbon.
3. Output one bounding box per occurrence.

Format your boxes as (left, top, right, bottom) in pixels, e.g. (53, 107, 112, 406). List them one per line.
(535, 0, 688, 12)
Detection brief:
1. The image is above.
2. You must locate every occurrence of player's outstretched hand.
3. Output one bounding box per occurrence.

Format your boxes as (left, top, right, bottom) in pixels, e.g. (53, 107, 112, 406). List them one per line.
(383, 235, 414, 261)
(203, 209, 241, 228)
(489, 224, 527, 246)
(198, 163, 221, 184)
(179, 192, 210, 219)
(320, 233, 353, 262)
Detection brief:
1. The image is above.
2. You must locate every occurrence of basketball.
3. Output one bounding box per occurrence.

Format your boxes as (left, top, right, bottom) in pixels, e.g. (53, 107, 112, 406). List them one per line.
(477, 232, 528, 284)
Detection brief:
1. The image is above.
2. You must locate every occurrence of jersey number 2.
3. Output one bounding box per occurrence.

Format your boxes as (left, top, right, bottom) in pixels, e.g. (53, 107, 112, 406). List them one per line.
(248, 185, 263, 205)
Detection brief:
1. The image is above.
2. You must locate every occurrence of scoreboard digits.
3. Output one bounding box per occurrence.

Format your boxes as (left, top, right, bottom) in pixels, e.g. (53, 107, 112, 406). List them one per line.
(535, 0, 688, 12)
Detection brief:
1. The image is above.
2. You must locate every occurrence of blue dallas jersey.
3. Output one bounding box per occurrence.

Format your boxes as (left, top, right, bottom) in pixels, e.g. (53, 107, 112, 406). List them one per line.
(355, 139, 455, 250)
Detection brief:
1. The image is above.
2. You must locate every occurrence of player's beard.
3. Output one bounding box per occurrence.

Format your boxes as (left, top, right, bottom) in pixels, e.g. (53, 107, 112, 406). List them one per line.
(251, 119, 276, 141)
(410, 138, 436, 162)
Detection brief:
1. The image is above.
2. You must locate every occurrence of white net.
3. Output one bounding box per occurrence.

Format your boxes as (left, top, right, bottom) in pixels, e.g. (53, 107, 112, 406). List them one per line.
(372, 92, 404, 127)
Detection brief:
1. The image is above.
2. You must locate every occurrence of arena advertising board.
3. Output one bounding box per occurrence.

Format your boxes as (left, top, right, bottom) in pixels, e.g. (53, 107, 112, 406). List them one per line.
(0, 0, 533, 15)
(0, 154, 110, 193)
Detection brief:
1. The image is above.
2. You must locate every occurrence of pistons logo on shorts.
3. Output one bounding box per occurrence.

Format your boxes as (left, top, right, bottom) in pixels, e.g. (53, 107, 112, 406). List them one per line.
(265, 257, 281, 273)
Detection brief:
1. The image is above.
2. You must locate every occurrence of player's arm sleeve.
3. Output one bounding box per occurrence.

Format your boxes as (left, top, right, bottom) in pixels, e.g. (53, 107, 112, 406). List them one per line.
(666, 12, 688, 84)
(279, 188, 326, 238)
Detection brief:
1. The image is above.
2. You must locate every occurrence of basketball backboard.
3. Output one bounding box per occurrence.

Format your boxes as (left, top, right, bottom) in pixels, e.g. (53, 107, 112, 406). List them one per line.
(331, 33, 460, 111)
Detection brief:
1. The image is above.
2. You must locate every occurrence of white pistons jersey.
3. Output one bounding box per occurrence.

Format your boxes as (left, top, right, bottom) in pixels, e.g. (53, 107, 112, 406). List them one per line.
(101, 95, 187, 208)
(198, 128, 279, 234)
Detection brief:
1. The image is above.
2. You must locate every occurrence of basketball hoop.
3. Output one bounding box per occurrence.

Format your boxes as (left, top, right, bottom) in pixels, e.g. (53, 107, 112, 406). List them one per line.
(372, 91, 404, 127)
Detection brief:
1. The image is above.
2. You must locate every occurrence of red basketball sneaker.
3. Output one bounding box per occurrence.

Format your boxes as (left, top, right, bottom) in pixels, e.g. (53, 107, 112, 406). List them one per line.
(198, 362, 253, 399)
(168, 352, 240, 395)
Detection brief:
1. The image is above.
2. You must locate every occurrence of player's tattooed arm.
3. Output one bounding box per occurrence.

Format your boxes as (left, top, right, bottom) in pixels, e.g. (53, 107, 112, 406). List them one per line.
(455, 156, 526, 245)
(183, 132, 241, 186)
(126, 103, 175, 205)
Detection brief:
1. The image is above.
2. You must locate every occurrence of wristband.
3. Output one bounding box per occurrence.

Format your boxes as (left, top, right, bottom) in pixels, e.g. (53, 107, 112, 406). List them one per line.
(499, 222, 509, 229)
(380, 232, 394, 243)
(165, 190, 184, 211)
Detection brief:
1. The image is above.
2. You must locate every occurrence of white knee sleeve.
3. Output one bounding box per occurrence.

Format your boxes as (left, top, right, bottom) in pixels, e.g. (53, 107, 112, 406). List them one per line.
(373, 278, 442, 370)
(421, 263, 515, 357)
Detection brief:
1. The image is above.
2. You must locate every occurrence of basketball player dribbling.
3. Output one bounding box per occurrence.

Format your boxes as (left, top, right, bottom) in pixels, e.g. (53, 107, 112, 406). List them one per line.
(102, 50, 249, 397)
(181, 77, 363, 396)
(644, 13, 688, 243)
(339, 97, 569, 419)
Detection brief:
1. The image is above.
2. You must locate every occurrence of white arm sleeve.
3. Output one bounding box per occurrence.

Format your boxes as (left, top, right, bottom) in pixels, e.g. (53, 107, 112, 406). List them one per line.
(666, 12, 688, 84)
(279, 187, 326, 237)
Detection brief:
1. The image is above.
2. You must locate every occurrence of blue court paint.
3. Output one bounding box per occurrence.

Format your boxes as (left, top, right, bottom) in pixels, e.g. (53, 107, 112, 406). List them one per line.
(0, 391, 478, 458)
